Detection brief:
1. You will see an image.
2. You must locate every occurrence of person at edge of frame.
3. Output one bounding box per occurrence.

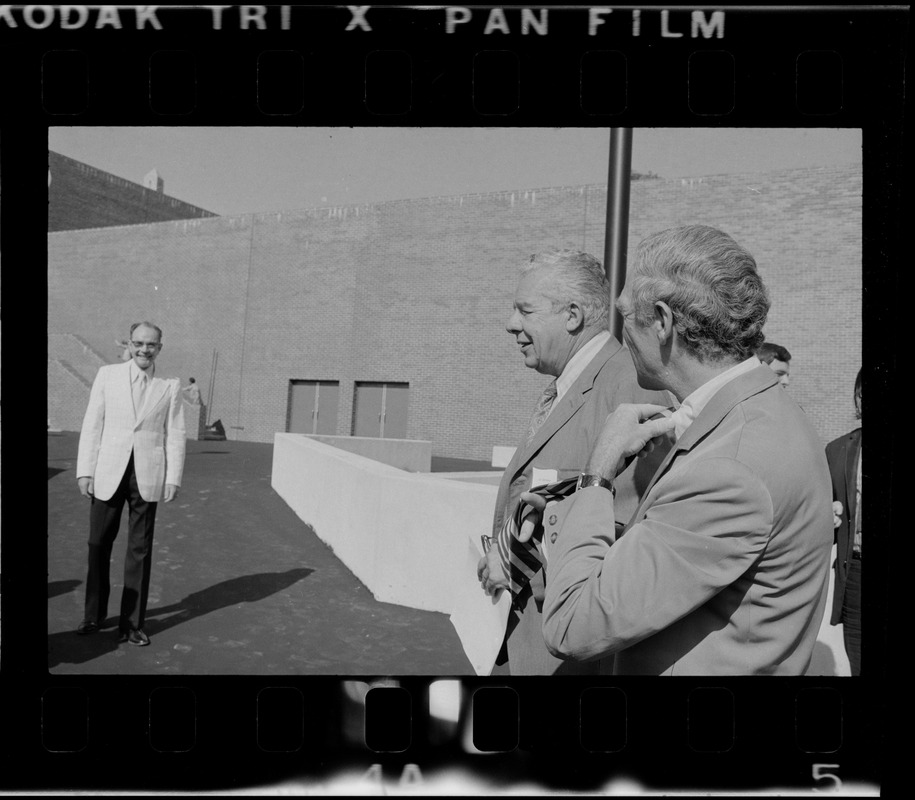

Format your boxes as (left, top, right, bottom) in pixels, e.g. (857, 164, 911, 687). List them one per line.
(477, 247, 672, 675)
(827, 367, 862, 676)
(531, 225, 833, 675)
(757, 341, 792, 389)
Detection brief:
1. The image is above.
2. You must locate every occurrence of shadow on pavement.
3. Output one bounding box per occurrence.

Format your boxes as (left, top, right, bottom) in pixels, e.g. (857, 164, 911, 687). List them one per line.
(48, 579, 81, 599)
(48, 568, 314, 669)
(48, 467, 67, 480)
(808, 640, 838, 676)
(144, 568, 315, 633)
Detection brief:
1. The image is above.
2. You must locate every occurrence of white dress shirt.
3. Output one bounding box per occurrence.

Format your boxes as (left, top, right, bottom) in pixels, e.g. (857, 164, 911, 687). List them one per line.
(669, 356, 761, 441)
(553, 330, 612, 409)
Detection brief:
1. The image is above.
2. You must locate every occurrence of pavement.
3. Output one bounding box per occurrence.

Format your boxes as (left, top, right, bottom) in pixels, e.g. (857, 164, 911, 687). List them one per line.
(47, 433, 480, 675)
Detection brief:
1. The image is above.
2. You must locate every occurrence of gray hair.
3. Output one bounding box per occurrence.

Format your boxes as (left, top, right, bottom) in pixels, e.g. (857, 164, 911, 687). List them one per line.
(130, 321, 163, 342)
(522, 248, 611, 330)
(628, 225, 769, 361)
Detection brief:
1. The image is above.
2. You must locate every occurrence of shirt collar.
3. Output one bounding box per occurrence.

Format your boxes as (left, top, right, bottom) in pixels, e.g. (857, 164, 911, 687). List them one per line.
(129, 359, 155, 382)
(669, 356, 760, 440)
(555, 330, 611, 404)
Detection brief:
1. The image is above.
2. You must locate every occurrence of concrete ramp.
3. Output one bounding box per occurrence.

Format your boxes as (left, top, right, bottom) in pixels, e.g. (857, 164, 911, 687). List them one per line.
(271, 433, 497, 615)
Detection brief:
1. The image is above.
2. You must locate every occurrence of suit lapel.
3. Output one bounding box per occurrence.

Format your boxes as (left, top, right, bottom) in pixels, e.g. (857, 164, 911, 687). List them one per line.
(136, 377, 167, 426)
(515, 337, 622, 468)
(118, 361, 139, 424)
(844, 430, 860, 521)
(625, 364, 779, 528)
(496, 338, 621, 533)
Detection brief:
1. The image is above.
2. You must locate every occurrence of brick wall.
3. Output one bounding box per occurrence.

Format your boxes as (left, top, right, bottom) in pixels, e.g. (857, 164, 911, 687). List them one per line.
(48, 164, 862, 456)
(48, 151, 217, 232)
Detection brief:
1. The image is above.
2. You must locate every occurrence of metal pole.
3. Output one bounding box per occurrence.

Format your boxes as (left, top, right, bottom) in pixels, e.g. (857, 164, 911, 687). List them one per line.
(206, 349, 217, 426)
(604, 128, 633, 341)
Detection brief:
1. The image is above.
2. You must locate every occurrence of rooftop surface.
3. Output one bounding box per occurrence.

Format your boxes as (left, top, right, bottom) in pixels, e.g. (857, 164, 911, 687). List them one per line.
(47, 433, 476, 675)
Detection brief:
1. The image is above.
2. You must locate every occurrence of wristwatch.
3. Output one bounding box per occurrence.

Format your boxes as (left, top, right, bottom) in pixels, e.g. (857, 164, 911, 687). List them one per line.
(576, 474, 615, 495)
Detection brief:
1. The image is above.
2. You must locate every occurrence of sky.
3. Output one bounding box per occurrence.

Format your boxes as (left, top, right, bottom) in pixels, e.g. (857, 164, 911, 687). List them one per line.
(48, 127, 861, 217)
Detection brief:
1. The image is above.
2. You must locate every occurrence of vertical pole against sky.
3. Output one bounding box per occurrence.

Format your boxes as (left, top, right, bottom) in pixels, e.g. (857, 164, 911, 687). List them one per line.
(604, 128, 633, 341)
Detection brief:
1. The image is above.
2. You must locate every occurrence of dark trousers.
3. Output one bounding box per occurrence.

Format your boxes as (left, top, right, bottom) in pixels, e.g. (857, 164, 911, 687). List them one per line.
(841, 556, 862, 676)
(84, 454, 158, 632)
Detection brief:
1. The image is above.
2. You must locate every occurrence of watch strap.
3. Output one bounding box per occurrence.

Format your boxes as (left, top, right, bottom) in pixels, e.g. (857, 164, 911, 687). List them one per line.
(576, 473, 615, 495)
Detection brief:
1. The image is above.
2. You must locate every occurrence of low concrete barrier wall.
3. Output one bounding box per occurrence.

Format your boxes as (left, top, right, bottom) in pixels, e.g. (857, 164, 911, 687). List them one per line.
(182, 401, 206, 441)
(272, 433, 496, 614)
(491, 446, 516, 468)
(303, 434, 432, 472)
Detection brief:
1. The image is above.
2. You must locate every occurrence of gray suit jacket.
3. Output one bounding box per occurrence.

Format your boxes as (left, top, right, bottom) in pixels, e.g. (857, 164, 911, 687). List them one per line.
(492, 336, 670, 674)
(543, 365, 833, 675)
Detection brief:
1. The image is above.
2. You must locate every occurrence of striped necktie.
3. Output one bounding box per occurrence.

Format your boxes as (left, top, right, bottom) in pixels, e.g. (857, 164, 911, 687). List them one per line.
(527, 379, 558, 444)
(497, 477, 578, 600)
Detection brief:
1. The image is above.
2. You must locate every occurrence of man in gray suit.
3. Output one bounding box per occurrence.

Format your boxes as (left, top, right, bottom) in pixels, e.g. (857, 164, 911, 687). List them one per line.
(540, 226, 833, 674)
(477, 249, 669, 675)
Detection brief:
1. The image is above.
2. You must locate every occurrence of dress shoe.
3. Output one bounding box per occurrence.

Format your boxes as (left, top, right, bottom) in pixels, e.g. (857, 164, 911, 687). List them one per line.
(126, 628, 150, 647)
(76, 620, 100, 635)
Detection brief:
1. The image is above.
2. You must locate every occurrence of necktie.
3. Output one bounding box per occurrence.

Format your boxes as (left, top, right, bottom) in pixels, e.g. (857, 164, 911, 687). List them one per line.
(133, 372, 149, 416)
(497, 477, 578, 600)
(527, 379, 558, 444)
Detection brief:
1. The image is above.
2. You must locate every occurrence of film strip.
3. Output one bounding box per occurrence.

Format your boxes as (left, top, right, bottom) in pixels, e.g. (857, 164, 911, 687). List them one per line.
(2, 3, 905, 795)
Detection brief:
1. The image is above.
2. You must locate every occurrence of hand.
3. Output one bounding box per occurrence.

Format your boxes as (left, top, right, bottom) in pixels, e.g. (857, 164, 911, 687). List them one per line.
(516, 492, 547, 544)
(477, 548, 509, 596)
(77, 477, 94, 498)
(585, 403, 676, 480)
(164, 484, 179, 503)
(832, 501, 843, 530)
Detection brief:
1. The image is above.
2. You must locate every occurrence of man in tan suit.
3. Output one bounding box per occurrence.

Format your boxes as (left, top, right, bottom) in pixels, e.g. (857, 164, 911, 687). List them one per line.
(539, 226, 833, 675)
(75, 322, 186, 646)
(477, 249, 670, 675)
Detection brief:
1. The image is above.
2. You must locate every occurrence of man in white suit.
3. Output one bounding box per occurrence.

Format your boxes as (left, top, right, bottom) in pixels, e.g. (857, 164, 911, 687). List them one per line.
(75, 322, 186, 646)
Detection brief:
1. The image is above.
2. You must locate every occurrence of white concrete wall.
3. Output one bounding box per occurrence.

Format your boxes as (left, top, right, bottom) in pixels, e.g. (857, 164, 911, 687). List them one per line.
(183, 401, 205, 441)
(807, 544, 852, 677)
(303, 434, 432, 472)
(272, 433, 497, 614)
(491, 446, 516, 468)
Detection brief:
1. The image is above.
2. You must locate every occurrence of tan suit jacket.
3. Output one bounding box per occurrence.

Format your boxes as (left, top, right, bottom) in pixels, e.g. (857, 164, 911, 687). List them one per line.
(492, 336, 671, 674)
(543, 365, 833, 675)
(77, 361, 187, 502)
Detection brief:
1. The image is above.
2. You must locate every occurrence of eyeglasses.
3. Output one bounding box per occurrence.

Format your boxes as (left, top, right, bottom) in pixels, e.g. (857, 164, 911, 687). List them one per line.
(130, 340, 161, 350)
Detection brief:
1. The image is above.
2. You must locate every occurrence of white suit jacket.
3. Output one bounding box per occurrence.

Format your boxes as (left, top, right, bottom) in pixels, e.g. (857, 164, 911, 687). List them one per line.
(77, 361, 187, 502)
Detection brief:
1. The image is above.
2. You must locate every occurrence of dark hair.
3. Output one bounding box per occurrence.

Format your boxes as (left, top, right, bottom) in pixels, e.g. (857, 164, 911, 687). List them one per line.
(757, 342, 791, 364)
(854, 367, 862, 420)
(628, 225, 770, 361)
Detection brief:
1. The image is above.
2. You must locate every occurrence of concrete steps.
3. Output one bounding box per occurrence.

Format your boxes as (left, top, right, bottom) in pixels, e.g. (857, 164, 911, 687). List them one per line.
(47, 333, 111, 430)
